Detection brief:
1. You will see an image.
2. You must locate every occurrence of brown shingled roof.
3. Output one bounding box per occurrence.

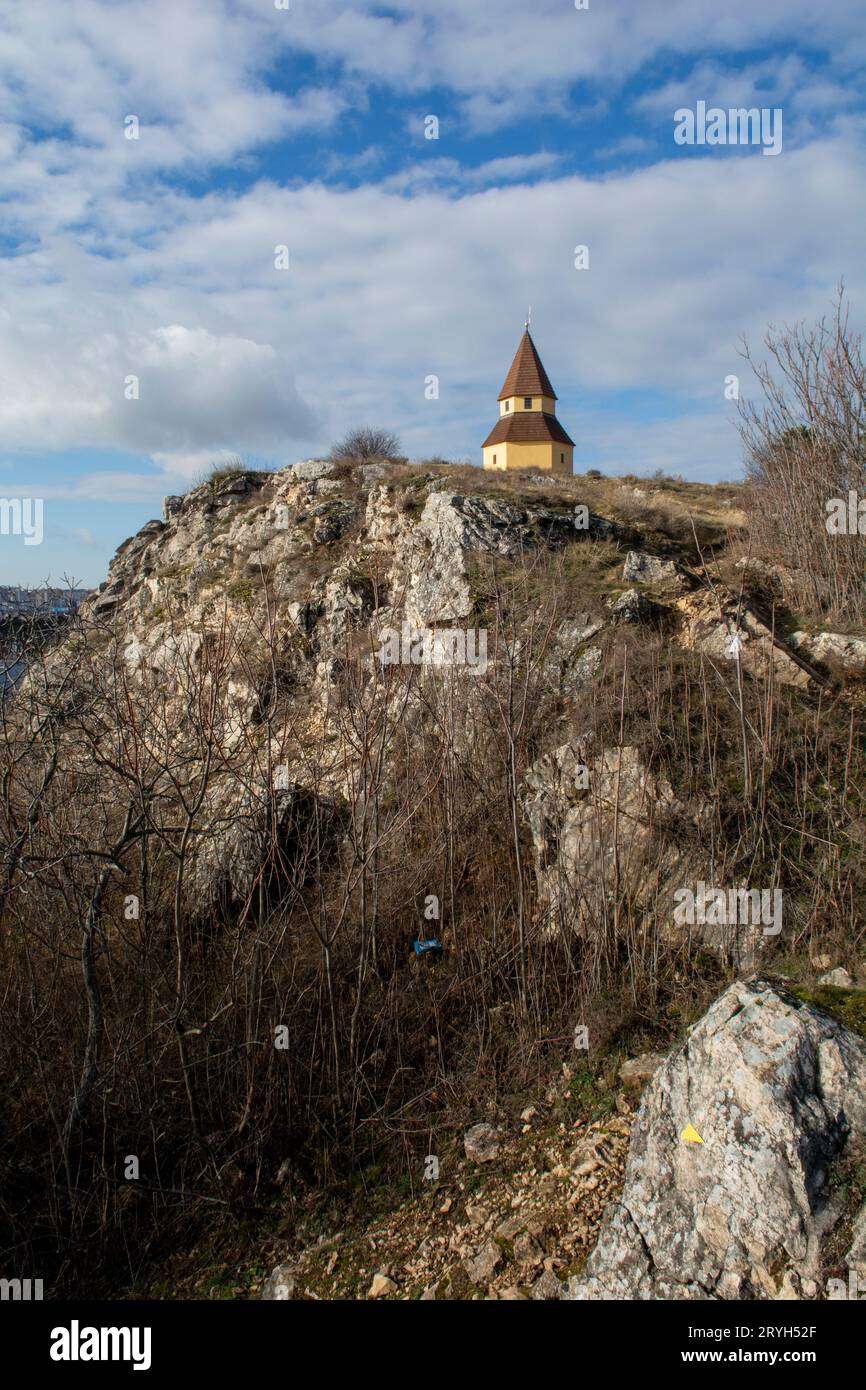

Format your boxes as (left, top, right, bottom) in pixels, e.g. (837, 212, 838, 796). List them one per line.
(482, 411, 574, 448)
(497, 329, 557, 401)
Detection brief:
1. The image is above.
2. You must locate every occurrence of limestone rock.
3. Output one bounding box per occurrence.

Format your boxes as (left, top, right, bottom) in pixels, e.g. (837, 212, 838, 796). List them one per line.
(283, 459, 335, 483)
(494, 1214, 525, 1241)
(532, 1268, 562, 1300)
(546, 617, 604, 695)
(790, 630, 866, 674)
(464, 1239, 502, 1285)
(674, 590, 816, 689)
(261, 1263, 299, 1300)
(368, 1272, 398, 1298)
(464, 1123, 502, 1163)
(818, 967, 854, 988)
(512, 1230, 544, 1269)
(555, 615, 604, 649)
(608, 588, 653, 623)
(622, 551, 685, 587)
(734, 557, 796, 601)
(358, 463, 388, 484)
(523, 742, 705, 944)
(619, 1053, 667, 1089)
(846, 1203, 866, 1278)
(563, 976, 866, 1300)
(568, 1131, 616, 1178)
(401, 491, 523, 626)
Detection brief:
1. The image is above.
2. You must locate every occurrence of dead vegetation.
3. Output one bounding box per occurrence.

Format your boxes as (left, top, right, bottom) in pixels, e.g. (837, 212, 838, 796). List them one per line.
(739, 285, 866, 626)
(1, 347, 866, 1298)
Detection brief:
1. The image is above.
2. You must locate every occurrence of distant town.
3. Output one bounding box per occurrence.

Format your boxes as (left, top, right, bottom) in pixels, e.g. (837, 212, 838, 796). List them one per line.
(0, 585, 90, 617)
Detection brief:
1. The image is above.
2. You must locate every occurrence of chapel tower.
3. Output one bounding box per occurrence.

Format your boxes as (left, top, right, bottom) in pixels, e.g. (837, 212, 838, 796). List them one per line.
(481, 324, 574, 474)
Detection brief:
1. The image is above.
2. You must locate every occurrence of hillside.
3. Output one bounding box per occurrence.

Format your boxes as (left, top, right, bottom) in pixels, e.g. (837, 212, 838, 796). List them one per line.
(2, 457, 865, 1300)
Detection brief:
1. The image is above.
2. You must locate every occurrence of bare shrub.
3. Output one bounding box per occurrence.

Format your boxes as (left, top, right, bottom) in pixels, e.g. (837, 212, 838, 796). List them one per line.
(739, 286, 866, 624)
(330, 426, 402, 462)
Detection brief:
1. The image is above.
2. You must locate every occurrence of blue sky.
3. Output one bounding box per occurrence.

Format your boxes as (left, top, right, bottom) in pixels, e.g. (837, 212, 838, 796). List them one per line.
(1, 0, 865, 585)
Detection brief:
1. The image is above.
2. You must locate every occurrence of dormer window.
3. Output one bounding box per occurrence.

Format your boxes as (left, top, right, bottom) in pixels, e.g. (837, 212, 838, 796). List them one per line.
(505, 399, 510, 410)
(523, 396, 532, 409)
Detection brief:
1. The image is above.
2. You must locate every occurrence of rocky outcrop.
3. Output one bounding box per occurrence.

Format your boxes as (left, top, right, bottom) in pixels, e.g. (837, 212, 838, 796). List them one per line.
(673, 590, 820, 688)
(564, 977, 866, 1300)
(30, 461, 860, 939)
(790, 630, 866, 674)
(523, 741, 706, 944)
(608, 588, 656, 624)
(398, 490, 520, 626)
(376, 488, 617, 628)
(818, 967, 855, 988)
(50, 464, 640, 922)
(619, 1054, 666, 1088)
(545, 616, 604, 697)
(846, 1204, 866, 1280)
(622, 551, 688, 589)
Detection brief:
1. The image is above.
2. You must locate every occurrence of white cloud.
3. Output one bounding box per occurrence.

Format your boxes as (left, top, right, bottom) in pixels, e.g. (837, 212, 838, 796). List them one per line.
(110, 325, 318, 470)
(463, 152, 563, 185)
(0, 0, 864, 497)
(69, 526, 97, 547)
(1, 129, 862, 486)
(1, 0, 862, 174)
(277, 0, 866, 127)
(379, 151, 562, 195)
(0, 312, 317, 473)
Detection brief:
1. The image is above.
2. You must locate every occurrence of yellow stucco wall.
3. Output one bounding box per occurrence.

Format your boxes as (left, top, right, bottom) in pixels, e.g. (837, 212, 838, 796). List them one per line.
(482, 441, 573, 473)
(499, 395, 556, 416)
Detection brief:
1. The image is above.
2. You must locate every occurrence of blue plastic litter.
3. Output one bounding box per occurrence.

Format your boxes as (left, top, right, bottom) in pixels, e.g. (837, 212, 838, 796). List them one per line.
(413, 938, 443, 957)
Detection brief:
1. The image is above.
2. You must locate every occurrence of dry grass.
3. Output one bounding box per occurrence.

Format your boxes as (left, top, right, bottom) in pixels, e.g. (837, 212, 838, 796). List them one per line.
(0, 457, 863, 1301)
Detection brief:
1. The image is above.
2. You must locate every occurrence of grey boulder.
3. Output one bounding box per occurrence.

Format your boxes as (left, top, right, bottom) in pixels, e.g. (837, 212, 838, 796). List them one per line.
(564, 976, 866, 1300)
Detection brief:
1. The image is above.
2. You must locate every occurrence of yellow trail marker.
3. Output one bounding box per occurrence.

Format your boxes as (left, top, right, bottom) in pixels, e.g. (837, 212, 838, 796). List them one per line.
(681, 1123, 704, 1144)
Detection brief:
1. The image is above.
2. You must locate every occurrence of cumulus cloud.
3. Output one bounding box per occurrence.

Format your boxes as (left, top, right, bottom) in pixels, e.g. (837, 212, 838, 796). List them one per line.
(0, 0, 864, 501)
(106, 325, 318, 472)
(0, 305, 318, 471)
(1, 126, 865, 482)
